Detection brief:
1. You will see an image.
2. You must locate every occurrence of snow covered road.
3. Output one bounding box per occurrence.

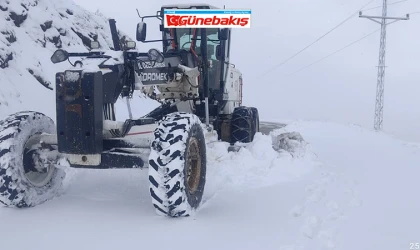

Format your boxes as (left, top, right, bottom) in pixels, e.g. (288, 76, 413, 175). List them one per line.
(260, 121, 286, 134)
(0, 121, 419, 250)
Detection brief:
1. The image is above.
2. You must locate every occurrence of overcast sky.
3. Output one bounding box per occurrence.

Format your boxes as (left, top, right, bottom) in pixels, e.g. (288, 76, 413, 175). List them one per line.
(73, 0, 420, 142)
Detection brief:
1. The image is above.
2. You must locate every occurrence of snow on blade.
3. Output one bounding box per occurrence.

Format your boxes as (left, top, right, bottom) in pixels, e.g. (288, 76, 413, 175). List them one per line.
(64, 71, 80, 82)
(204, 131, 317, 196)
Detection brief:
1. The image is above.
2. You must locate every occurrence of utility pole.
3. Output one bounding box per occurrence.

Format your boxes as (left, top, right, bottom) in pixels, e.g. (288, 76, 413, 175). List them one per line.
(359, 0, 409, 131)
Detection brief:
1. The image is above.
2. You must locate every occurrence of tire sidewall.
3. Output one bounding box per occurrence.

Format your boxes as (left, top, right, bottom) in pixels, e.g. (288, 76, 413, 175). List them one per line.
(183, 123, 206, 209)
(251, 108, 259, 133)
(250, 108, 259, 141)
(0, 112, 65, 207)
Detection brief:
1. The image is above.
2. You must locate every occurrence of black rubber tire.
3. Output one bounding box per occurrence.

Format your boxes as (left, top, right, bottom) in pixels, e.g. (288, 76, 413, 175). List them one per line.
(230, 106, 255, 144)
(148, 112, 206, 217)
(0, 111, 66, 208)
(250, 107, 260, 140)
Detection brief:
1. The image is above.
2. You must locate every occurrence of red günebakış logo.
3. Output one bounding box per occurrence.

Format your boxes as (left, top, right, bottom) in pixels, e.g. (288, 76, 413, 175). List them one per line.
(166, 15, 249, 27)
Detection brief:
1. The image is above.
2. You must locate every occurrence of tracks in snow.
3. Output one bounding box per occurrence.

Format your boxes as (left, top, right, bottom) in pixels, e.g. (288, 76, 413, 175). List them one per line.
(281, 163, 363, 250)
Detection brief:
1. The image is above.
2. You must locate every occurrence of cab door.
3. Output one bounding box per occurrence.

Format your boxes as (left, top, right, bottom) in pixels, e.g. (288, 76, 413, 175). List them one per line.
(206, 32, 222, 92)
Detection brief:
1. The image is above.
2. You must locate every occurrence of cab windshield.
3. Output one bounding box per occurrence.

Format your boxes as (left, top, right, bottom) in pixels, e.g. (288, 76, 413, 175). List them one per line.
(165, 28, 219, 59)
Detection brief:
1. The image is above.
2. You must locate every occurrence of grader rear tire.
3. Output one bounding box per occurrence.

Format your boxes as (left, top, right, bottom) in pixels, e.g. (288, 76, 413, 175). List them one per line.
(230, 107, 256, 144)
(250, 107, 260, 141)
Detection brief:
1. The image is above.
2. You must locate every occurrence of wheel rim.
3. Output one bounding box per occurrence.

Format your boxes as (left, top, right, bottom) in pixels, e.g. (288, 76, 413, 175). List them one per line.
(23, 134, 55, 188)
(186, 137, 201, 194)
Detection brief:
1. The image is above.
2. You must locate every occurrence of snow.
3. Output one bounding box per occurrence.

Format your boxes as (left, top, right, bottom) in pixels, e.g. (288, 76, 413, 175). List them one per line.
(160, 3, 219, 9)
(1, 120, 419, 249)
(1, 0, 419, 249)
(64, 71, 80, 82)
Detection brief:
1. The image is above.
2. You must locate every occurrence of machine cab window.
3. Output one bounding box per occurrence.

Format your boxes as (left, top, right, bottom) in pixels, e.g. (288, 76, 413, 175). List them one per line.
(163, 27, 224, 91)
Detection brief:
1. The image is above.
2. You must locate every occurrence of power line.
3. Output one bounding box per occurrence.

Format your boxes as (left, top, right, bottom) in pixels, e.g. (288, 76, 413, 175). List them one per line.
(360, 0, 409, 131)
(257, 0, 375, 77)
(285, 9, 413, 76)
(288, 28, 380, 76)
(362, 0, 408, 11)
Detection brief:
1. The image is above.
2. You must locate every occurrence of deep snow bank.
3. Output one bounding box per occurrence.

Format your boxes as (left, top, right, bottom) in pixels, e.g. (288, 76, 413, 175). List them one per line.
(0, 120, 419, 250)
(272, 121, 420, 250)
(204, 129, 317, 196)
(0, 0, 159, 120)
(0, 108, 419, 250)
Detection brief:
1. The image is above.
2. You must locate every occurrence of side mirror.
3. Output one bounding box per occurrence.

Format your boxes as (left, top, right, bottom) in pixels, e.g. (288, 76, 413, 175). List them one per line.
(218, 28, 229, 41)
(147, 48, 164, 63)
(216, 45, 222, 60)
(51, 49, 69, 64)
(136, 22, 147, 42)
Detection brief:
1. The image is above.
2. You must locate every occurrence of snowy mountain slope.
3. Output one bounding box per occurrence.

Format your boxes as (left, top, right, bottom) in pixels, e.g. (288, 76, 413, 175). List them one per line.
(0, 0, 158, 120)
(0, 120, 418, 250)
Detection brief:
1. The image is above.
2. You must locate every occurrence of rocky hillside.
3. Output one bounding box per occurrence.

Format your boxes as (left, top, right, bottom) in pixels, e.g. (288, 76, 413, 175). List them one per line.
(0, 0, 152, 120)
